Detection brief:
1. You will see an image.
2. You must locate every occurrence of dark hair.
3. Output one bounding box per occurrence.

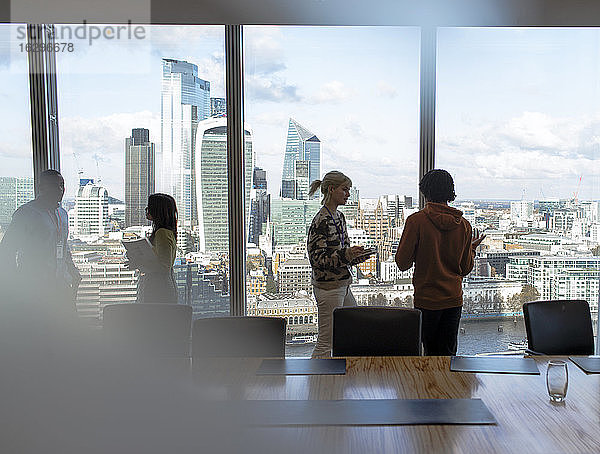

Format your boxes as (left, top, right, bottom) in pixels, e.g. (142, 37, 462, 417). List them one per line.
(147, 193, 177, 244)
(38, 169, 63, 185)
(419, 169, 456, 203)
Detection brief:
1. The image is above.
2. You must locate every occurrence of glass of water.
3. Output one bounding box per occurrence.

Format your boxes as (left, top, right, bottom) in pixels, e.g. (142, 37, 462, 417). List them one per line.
(546, 360, 568, 403)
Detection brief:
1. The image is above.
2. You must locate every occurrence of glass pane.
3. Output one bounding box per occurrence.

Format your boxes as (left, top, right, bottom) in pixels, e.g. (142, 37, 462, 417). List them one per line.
(56, 25, 228, 323)
(244, 26, 420, 356)
(0, 24, 33, 231)
(437, 28, 600, 354)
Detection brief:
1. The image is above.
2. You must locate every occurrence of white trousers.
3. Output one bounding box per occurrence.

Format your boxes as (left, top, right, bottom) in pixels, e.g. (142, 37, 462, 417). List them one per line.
(312, 285, 356, 358)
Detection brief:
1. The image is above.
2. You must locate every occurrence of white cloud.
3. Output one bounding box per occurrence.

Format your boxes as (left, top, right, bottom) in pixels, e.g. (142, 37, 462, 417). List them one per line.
(243, 28, 302, 103)
(244, 27, 286, 75)
(245, 74, 301, 102)
(60, 110, 160, 199)
(309, 81, 352, 104)
(376, 81, 398, 98)
(149, 26, 224, 55)
(437, 111, 600, 199)
(499, 112, 578, 151)
(251, 111, 290, 128)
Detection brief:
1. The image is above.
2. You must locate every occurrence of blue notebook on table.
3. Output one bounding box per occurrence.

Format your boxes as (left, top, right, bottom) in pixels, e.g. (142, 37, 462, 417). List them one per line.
(256, 358, 346, 375)
(451, 356, 540, 375)
(569, 356, 600, 374)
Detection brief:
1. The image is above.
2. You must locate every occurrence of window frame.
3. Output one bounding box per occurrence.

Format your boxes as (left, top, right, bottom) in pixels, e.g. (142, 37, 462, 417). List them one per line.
(21, 17, 599, 353)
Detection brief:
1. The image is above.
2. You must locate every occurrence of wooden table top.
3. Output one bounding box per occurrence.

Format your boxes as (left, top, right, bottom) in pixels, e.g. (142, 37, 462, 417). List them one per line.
(192, 356, 600, 454)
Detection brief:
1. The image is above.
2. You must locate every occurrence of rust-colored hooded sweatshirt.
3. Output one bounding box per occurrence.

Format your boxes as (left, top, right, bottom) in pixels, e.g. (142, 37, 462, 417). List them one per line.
(395, 202, 474, 310)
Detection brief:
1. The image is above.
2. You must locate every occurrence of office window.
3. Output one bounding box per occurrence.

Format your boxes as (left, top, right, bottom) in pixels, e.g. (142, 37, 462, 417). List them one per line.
(437, 28, 600, 354)
(56, 25, 229, 322)
(0, 25, 34, 231)
(244, 26, 420, 356)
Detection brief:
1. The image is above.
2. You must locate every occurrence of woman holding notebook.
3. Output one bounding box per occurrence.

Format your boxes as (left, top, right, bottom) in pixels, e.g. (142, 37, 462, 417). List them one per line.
(129, 193, 179, 304)
(307, 171, 374, 358)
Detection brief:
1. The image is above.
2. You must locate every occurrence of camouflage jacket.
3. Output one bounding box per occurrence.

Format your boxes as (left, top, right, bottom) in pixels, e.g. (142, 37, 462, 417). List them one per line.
(307, 207, 352, 290)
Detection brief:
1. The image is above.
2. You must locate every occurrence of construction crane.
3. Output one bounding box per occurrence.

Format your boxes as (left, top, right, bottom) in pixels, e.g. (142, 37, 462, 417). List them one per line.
(573, 175, 583, 204)
(539, 187, 546, 200)
(72, 150, 84, 184)
(90, 153, 104, 185)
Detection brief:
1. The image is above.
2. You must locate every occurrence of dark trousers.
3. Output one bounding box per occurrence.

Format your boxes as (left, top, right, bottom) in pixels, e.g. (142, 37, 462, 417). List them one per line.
(418, 306, 462, 356)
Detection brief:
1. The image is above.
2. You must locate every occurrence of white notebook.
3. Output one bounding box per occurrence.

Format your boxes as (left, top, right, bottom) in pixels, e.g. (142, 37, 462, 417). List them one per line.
(122, 237, 162, 272)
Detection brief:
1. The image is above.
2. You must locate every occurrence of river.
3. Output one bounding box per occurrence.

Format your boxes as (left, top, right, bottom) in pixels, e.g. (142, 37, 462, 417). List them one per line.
(286, 317, 529, 357)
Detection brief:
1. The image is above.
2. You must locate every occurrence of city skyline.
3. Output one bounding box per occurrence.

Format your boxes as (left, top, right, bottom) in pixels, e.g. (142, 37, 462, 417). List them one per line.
(0, 25, 598, 203)
(1, 25, 599, 359)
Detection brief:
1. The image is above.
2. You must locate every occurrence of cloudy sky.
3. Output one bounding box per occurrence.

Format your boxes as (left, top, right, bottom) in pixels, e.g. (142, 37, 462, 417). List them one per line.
(0, 25, 598, 201)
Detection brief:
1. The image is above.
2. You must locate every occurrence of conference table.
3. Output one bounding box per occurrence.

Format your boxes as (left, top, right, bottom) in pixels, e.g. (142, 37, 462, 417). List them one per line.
(192, 356, 600, 454)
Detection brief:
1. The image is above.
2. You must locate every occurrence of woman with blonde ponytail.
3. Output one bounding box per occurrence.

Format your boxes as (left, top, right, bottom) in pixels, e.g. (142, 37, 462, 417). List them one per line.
(307, 171, 373, 357)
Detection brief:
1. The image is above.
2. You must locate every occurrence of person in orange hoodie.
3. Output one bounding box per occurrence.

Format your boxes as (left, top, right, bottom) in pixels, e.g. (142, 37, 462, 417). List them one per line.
(395, 169, 485, 355)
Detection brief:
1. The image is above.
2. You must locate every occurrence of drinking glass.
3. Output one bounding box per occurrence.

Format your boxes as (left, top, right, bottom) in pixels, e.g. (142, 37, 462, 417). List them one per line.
(546, 360, 568, 403)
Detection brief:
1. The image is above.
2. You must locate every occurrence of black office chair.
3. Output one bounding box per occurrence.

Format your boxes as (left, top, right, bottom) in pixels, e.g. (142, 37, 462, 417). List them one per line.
(332, 307, 422, 356)
(192, 316, 286, 358)
(103, 303, 193, 357)
(523, 300, 594, 355)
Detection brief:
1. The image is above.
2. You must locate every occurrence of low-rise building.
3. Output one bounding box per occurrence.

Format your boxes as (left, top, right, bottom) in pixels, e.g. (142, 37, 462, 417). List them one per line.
(247, 293, 318, 336)
(277, 257, 312, 293)
(549, 269, 599, 310)
(480, 249, 541, 277)
(173, 260, 230, 319)
(380, 258, 413, 282)
(462, 276, 522, 312)
(350, 280, 413, 306)
(247, 268, 267, 296)
(526, 255, 600, 301)
(72, 252, 138, 322)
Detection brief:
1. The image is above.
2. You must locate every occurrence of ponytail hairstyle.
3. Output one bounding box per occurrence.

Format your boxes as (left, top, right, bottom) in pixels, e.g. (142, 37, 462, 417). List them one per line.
(147, 193, 178, 244)
(308, 170, 352, 205)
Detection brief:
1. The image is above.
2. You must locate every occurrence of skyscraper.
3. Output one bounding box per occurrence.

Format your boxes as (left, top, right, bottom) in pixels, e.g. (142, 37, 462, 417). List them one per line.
(270, 199, 321, 246)
(195, 117, 254, 252)
(125, 128, 155, 227)
(281, 118, 320, 199)
(249, 167, 270, 245)
(0, 177, 34, 226)
(253, 167, 267, 190)
(161, 58, 211, 231)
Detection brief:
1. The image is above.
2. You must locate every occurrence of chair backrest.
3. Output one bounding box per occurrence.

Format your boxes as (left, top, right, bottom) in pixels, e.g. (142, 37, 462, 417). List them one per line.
(192, 316, 286, 358)
(332, 307, 421, 356)
(103, 303, 193, 357)
(523, 300, 594, 355)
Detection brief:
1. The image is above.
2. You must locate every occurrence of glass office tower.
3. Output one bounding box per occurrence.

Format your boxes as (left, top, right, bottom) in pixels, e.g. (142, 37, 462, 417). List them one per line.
(125, 128, 155, 227)
(270, 198, 321, 245)
(195, 117, 253, 252)
(281, 118, 321, 199)
(161, 58, 211, 230)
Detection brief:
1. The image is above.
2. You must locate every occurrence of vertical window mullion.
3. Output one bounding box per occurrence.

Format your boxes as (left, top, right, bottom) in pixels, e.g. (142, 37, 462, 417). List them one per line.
(225, 24, 247, 316)
(28, 24, 60, 196)
(419, 26, 436, 209)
